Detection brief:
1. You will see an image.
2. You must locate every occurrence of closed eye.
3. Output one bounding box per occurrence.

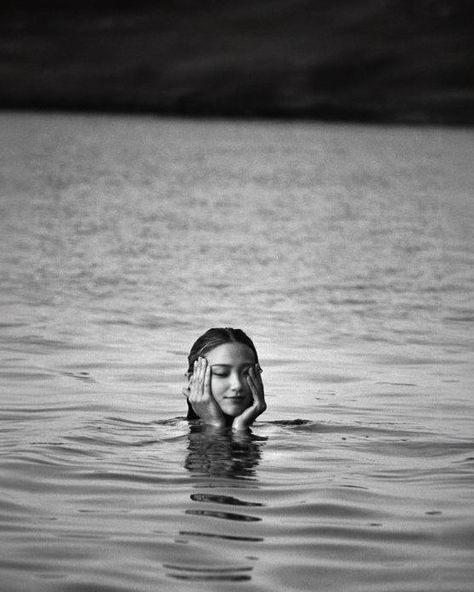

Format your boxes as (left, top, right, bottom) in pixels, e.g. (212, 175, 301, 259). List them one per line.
(211, 364, 253, 378)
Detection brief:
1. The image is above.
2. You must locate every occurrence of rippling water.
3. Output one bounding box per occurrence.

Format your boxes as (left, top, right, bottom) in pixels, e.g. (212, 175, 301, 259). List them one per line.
(1, 112, 473, 591)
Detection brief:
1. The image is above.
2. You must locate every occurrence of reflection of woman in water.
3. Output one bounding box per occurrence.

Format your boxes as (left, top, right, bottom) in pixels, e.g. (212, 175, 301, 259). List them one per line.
(184, 425, 264, 479)
(184, 328, 266, 430)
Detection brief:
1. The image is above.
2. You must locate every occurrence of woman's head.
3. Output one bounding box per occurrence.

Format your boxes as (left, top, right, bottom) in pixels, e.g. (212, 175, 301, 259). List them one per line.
(185, 328, 260, 420)
(186, 327, 259, 377)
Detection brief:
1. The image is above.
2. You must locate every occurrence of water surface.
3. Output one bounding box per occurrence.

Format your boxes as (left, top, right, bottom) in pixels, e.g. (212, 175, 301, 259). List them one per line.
(0, 113, 473, 591)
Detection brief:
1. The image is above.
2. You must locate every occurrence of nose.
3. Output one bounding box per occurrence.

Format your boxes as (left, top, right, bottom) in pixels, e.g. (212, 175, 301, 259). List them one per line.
(230, 371, 244, 393)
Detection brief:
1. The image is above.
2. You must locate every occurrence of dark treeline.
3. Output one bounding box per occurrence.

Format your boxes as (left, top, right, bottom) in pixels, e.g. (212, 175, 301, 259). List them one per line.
(1, 0, 473, 124)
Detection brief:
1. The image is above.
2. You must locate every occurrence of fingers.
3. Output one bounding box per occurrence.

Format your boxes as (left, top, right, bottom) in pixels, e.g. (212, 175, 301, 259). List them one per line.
(203, 360, 211, 396)
(246, 365, 256, 390)
(246, 363, 265, 404)
(188, 360, 198, 399)
(190, 357, 210, 401)
(191, 358, 201, 398)
(254, 363, 264, 389)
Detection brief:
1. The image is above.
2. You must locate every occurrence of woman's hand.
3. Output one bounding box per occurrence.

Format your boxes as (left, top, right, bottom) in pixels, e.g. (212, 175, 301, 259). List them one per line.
(232, 364, 267, 431)
(188, 357, 226, 428)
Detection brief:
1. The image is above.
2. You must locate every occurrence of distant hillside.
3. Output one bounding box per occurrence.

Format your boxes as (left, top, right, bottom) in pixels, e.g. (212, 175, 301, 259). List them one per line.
(0, 0, 473, 124)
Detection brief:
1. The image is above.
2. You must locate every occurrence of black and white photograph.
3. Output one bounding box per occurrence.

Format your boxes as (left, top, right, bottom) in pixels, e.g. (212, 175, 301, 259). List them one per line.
(1, 1, 473, 590)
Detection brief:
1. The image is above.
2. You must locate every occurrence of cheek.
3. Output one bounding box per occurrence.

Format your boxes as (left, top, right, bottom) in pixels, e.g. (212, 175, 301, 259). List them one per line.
(210, 377, 224, 397)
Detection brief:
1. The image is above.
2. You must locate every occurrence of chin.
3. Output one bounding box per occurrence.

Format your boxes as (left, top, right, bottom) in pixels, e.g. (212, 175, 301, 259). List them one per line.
(223, 401, 250, 417)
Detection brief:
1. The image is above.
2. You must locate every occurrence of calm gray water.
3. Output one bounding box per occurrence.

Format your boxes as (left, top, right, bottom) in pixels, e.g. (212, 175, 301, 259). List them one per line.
(0, 112, 473, 592)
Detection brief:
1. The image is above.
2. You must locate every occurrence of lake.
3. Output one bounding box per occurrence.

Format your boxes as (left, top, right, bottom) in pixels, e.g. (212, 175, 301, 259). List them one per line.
(0, 112, 473, 591)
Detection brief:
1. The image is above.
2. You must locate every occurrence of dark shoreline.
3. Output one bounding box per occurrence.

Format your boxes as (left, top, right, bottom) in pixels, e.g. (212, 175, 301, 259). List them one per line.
(1, 0, 473, 126)
(2, 104, 473, 129)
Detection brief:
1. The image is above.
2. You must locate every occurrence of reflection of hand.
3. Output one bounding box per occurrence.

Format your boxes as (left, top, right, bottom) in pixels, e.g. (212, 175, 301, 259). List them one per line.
(188, 357, 226, 428)
(233, 364, 267, 431)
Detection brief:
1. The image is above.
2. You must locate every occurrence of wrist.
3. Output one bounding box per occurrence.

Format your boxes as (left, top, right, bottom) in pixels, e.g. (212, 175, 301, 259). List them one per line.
(232, 416, 251, 431)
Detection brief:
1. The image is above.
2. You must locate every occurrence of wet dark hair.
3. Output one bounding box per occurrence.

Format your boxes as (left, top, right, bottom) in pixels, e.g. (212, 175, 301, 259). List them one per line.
(185, 327, 259, 420)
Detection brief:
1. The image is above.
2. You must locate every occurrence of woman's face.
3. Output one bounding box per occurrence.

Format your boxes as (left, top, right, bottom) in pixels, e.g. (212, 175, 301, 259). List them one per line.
(204, 342, 256, 417)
